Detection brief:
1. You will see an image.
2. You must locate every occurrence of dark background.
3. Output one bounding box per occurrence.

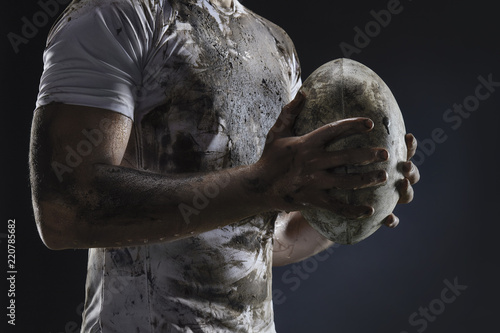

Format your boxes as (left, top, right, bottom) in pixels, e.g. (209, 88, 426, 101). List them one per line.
(2, 0, 499, 332)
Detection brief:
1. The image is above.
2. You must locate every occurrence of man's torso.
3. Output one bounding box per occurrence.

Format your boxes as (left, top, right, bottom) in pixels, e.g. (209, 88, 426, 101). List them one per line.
(41, 1, 300, 331)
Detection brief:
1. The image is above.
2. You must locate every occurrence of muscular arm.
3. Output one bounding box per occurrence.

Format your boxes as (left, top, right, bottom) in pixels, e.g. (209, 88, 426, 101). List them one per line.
(272, 133, 420, 267)
(30, 94, 389, 250)
(272, 212, 333, 267)
(30, 104, 272, 250)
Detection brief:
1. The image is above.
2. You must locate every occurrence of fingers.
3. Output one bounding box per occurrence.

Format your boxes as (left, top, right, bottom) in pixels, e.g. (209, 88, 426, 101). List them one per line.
(305, 117, 374, 147)
(397, 178, 414, 204)
(405, 133, 417, 160)
(267, 91, 306, 141)
(312, 170, 388, 190)
(396, 133, 418, 204)
(383, 214, 400, 228)
(309, 147, 389, 170)
(365, 134, 418, 228)
(313, 192, 375, 219)
(401, 161, 420, 185)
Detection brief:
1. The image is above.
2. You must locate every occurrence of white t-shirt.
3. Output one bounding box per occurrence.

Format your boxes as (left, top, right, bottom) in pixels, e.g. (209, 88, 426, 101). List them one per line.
(37, 0, 301, 332)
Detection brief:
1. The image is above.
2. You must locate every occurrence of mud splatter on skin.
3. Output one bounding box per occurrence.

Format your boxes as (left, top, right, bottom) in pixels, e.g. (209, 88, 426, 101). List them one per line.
(293, 59, 407, 245)
(242, 176, 272, 194)
(49, 0, 303, 331)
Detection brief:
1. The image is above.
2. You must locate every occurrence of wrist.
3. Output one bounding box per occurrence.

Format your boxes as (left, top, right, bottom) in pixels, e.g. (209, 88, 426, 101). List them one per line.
(240, 161, 279, 213)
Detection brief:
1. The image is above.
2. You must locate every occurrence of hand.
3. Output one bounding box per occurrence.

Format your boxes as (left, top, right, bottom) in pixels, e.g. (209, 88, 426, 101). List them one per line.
(383, 133, 421, 228)
(252, 91, 389, 218)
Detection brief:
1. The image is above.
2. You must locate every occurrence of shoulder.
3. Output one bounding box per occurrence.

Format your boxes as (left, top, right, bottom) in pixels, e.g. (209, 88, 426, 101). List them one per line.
(238, 4, 297, 57)
(47, 0, 171, 41)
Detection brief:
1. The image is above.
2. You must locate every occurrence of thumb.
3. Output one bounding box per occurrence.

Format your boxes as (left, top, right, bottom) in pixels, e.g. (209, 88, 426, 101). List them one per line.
(267, 91, 306, 142)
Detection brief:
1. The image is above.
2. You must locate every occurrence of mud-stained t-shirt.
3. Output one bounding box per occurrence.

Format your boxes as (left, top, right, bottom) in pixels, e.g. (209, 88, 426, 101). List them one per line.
(36, 0, 301, 332)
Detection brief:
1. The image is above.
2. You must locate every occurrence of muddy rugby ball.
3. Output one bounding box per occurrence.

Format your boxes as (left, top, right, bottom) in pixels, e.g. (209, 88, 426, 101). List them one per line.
(293, 58, 407, 244)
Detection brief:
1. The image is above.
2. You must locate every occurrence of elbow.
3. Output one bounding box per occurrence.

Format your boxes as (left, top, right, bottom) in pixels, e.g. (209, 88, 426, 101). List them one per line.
(32, 198, 87, 250)
(40, 236, 68, 251)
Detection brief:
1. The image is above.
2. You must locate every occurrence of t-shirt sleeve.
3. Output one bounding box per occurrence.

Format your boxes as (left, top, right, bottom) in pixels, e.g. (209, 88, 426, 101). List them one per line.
(36, 1, 154, 120)
(259, 16, 302, 100)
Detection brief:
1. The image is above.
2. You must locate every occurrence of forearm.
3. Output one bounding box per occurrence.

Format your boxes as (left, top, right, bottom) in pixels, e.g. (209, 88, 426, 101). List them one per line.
(30, 105, 278, 250)
(35, 162, 271, 249)
(272, 211, 334, 266)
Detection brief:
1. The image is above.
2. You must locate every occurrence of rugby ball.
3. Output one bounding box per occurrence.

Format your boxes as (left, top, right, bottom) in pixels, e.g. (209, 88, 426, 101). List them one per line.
(293, 58, 407, 244)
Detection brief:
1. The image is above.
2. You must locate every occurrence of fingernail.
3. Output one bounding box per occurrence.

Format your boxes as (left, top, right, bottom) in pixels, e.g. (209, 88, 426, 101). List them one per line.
(378, 149, 389, 161)
(378, 171, 388, 181)
(364, 207, 374, 217)
(365, 119, 374, 129)
(389, 218, 399, 228)
(406, 133, 416, 144)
